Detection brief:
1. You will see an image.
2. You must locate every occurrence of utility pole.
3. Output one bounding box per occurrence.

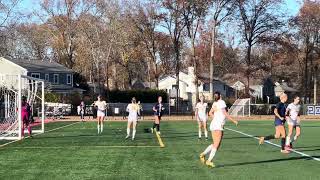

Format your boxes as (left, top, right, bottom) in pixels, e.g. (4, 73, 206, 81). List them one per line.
(314, 66, 318, 105)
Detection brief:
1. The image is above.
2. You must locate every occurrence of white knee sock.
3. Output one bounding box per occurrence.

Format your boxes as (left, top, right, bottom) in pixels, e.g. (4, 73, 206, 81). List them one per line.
(97, 124, 100, 134)
(101, 123, 103, 133)
(198, 130, 202, 138)
(207, 147, 217, 162)
(203, 145, 212, 155)
(132, 129, 136, 139)
(204, 130, 208, 138)
(286, 136, 291, 146)
(127, 128, 130, 136)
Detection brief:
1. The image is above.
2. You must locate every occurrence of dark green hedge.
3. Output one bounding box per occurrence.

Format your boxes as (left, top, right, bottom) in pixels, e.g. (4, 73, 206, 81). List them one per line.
(106, 90, 168, 103)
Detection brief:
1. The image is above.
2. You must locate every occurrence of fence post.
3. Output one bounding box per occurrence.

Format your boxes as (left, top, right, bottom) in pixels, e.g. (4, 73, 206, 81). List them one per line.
(249, 98, 251, 117)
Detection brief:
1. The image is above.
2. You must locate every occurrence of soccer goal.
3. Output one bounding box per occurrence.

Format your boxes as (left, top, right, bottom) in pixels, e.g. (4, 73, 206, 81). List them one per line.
(0, 74, 45, 140)
(229, 98, 251, 117)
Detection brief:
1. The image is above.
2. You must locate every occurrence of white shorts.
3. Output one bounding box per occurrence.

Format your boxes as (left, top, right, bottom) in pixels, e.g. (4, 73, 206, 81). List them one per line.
(287, 118, 300, 126)
(210, 120, 224, 131)
(197, 114, 207, 122)
(128, 116, 138, 123)
(97, 110, 105, 117)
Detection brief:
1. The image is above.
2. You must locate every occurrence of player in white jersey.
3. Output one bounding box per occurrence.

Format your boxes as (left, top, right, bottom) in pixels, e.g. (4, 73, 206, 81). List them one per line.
(94, 95, 107, 134)
(195, 95, 208, 140)
(126, 97, 140, 140)
(199, 92, 238, 168)
(285, 96, 301, 149)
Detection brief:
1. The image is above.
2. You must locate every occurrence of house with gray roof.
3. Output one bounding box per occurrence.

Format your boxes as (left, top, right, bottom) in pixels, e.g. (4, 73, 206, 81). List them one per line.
(0, 57, 84, 95)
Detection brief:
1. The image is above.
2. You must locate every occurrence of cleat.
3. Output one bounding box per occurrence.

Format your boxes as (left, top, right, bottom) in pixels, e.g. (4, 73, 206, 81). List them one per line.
(132, 137, 135, 141)
(205, 161, 215, 168)
(281, 150, 290, 154)
(150, 128, 154, 133)
(259, 137, 265, 145)
(198, 137, 201, 141)
(285, 145, 291, 151)
(205, 137, 208, 141)
(199, 154, 205, 164)
(125, 135, 130, 139)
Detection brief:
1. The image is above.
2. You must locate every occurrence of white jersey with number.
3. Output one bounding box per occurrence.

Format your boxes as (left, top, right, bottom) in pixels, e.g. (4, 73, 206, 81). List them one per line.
(210, 100, 227, 131)
(95, 101, 107, 117)
(95, 101, 107, 111)
(287, 103, 300, 122)
(196, 102, 207, 121)
(127, 103, 139, 122)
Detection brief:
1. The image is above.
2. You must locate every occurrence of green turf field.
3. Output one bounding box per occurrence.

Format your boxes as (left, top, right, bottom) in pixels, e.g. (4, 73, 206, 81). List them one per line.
(0, 120, 319, 180)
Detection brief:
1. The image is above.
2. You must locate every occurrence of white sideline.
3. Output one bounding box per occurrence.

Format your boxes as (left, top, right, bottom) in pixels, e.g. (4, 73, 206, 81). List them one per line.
(225, 127, 320, 162)
(5, 145, 159, 149)
(0, 121, 81, 148)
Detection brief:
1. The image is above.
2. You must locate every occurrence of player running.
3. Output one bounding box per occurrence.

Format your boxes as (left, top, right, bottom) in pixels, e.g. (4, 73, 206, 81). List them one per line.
(199, 92, 238, 168)
(21, 96, 32, 137)
(285, 96, 301, 150)
(195, 94, 208, 140)
(94, 95, 107, 134)
(259, 93, 290, 154)
(126, 97, 140, 140)
(151, 96, 164, 134)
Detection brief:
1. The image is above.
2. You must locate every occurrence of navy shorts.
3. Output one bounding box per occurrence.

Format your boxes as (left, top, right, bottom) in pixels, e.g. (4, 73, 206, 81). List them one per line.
(274, 118, 285, 126)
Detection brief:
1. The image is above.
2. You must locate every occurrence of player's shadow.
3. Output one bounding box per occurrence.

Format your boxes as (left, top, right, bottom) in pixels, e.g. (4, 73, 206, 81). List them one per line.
(215, 156, 320, 168)
(295, 145, 320, 149)
(297, 148, 320, 152)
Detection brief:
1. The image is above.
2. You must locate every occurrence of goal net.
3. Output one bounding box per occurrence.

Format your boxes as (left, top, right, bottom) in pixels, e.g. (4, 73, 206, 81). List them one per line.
(229, 98, 251, 117)
(0, 74, 45, 140)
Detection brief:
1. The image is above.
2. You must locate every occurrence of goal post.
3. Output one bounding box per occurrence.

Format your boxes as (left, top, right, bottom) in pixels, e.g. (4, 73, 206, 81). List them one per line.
(0, 74, 45, 140)
(229, 98, 251, 117)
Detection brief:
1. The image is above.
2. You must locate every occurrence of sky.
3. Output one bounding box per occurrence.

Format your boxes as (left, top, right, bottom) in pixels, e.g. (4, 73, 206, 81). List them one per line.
(18, 0, 303, 17)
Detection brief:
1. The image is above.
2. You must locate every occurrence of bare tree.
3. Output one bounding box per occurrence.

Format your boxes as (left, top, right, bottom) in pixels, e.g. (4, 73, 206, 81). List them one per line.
(183, 0, 211, 103)
(209, 0, 235, 100)
(292, 0, 320, 103)
(160, 0, 189, 110)
(237, 0, 284, 95)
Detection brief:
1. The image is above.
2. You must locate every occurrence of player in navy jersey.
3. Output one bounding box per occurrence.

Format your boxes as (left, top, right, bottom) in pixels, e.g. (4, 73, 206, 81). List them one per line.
(259, 93, 290, 153)
(151, 96, 164, 134)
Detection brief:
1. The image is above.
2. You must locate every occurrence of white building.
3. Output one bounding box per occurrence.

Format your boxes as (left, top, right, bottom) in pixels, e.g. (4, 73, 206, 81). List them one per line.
(159, 67, 235, 105)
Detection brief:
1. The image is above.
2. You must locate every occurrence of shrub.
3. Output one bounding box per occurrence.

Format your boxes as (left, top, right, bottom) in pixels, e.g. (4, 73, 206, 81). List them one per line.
(106, 89, 168, 103)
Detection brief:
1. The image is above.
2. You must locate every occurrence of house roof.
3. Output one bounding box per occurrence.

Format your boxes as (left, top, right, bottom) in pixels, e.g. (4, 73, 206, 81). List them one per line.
(8, 58, 74, 73)
(276, 83, 298, 92)
(159, 75, 189, 85)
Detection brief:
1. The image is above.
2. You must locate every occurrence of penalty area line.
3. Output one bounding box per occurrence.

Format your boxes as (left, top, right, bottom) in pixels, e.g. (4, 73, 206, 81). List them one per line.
(4, 145, 160, 149)
(225, 127, 320, 162)
(0, 121, 81, 148)
(153, 130, 165, 148)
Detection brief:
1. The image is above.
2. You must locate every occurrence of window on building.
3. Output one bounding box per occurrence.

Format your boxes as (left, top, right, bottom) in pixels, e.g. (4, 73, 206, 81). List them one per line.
(67, 74, 72, 85)
(53, 74, 59, 84)
(31, 73, 40, 79)
(203, 83, 210, 92)
(45, 74, 49, 81)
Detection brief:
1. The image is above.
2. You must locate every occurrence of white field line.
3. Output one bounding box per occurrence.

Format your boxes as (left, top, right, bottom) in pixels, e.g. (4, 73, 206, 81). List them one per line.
(4, 145, 159, 149)
(225, 127, 320, 162)
(0, 121, 81, 148)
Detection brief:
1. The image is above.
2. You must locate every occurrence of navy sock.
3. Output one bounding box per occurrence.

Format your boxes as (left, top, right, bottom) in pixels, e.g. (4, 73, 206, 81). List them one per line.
(281, 138, 286, 150)
(265, 135, 275, 140)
